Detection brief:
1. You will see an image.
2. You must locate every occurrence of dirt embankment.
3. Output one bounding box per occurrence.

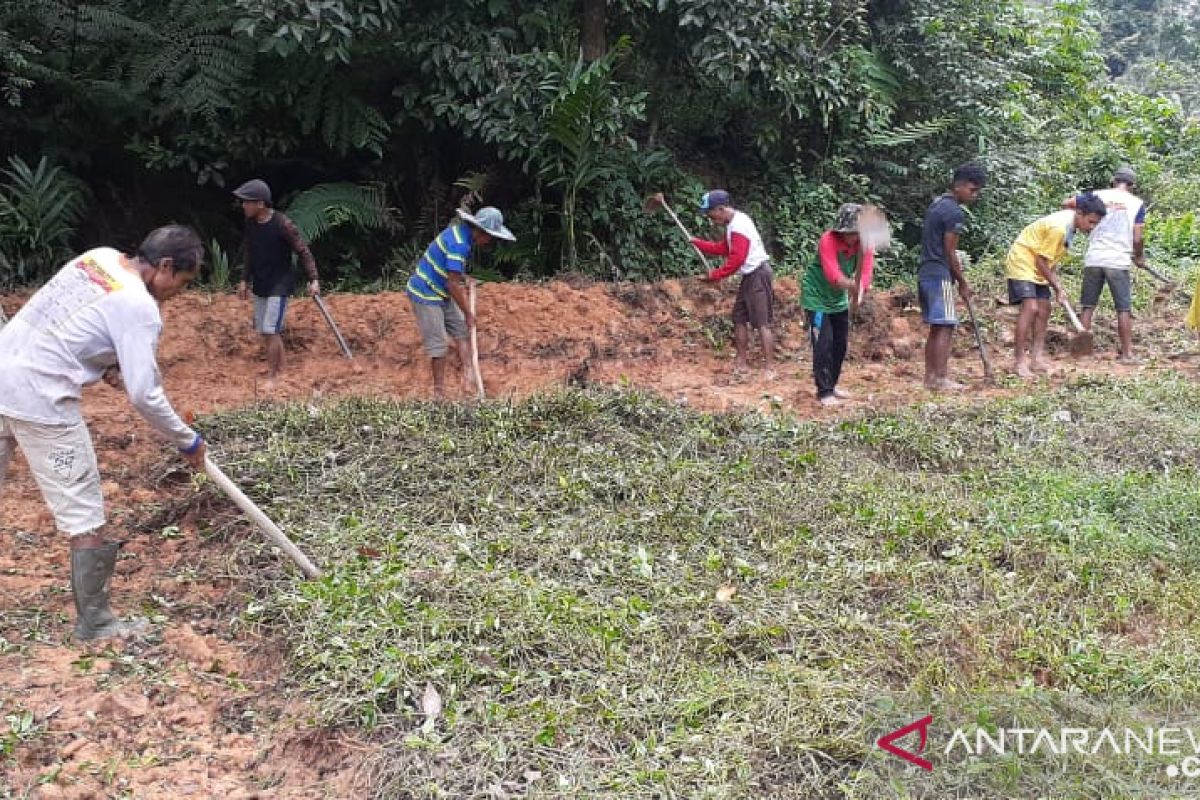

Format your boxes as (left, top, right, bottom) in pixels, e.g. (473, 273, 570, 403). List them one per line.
(1, 277, 1195, 797)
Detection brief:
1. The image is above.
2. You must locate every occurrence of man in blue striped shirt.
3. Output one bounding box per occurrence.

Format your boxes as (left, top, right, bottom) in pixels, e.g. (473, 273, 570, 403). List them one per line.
(407, 206, 514, 398)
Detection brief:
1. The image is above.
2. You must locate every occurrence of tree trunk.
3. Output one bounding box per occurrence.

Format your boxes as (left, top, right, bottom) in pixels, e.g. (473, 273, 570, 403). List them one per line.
(582, 0, 606, 62)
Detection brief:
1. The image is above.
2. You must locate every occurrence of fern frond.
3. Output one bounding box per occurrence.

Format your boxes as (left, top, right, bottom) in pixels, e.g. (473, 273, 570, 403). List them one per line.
(287, 61, 390, 155)
(864, 117, 952, 148)
(284, 182, 395, 243)
(127, 6, 254, 121)
(320, 93, 389, 155)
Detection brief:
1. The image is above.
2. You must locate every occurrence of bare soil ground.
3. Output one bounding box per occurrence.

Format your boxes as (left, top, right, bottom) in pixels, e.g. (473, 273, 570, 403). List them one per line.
(2, 277, 1196, 798)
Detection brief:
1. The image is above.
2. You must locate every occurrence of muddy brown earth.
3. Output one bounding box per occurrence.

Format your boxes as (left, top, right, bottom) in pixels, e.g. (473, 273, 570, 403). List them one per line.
(2, 278, 1196, 798)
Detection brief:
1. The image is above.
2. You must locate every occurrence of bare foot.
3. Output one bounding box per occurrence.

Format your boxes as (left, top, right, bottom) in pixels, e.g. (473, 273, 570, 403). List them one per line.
(1015, 361, 1035, 380)
(936, 379, 966, 392)
(761, 368, 778, 382)
(1031, 359, 1053, 373)
(1117, 354, 1142, 365)
(263, 376, 279, 394)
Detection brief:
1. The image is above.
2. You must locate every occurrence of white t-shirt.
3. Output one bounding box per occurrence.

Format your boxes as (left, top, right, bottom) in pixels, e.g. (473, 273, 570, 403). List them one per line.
(0, 248, 197, 448)
(1084, 187, 1145, 270)
(727, 211, 770, 275)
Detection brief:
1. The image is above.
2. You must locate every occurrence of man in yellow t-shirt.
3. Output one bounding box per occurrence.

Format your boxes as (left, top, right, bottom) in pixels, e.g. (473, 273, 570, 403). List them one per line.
(1004, 194, 1107, 378)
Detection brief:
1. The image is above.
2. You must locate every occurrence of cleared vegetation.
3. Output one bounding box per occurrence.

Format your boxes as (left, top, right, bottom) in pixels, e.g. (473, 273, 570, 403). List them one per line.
(199, 377, 1200, 798)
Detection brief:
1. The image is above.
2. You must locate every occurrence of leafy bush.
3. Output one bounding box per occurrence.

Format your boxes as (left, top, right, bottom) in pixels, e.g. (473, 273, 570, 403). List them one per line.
(0, 157, 87, 287)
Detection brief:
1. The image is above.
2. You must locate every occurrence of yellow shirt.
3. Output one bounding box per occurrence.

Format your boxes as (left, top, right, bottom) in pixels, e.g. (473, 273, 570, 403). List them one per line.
(1187, 274, 1200, 330)
(1005, 210, 1075, 284)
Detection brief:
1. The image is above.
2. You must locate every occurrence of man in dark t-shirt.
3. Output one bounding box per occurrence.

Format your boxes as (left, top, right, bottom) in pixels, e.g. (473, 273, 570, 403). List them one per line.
(918, 163, 987, 391)
(233, 179, 320, 389)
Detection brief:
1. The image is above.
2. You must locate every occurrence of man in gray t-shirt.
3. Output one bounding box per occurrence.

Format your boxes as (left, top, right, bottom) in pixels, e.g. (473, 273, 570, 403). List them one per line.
(918, 163, 987, 391)
(0, 225, 207, 641)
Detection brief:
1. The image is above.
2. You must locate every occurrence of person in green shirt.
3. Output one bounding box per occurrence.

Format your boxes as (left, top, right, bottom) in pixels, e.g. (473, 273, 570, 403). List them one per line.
(801, 204, 876, 406)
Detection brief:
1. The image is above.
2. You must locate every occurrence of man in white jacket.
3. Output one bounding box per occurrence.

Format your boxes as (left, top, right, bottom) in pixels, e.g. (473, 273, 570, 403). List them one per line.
(0, 224, 208, 641)
(1064, 166, 1146, 362)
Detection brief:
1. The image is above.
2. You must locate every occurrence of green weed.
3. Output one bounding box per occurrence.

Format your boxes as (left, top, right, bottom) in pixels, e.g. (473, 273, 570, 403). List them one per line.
(199, 376, 1200, 798)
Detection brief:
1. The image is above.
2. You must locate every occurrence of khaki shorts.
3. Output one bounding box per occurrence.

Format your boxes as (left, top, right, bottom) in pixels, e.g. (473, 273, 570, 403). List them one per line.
(0, 415, 105, 535)
(409, 297, 467, 358)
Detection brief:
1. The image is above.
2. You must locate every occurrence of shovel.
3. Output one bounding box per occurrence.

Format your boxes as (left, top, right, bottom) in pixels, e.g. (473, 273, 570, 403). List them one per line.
(204, 457, 322, 579)
(313, 294, 353, 360)
(643, 193, 712, 272)
(1059, 296, 1095, 356)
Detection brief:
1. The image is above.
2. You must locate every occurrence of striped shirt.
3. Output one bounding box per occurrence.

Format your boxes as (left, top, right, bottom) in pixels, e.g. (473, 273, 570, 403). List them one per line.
(406, 222, 472, 305)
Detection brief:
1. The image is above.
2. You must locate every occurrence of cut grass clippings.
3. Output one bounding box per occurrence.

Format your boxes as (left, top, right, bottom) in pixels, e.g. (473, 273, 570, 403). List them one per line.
(195, 375, 1200, 799)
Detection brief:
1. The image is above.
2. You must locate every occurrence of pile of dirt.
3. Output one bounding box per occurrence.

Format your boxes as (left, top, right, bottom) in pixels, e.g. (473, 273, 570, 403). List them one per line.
(1, 277, 1196, 798)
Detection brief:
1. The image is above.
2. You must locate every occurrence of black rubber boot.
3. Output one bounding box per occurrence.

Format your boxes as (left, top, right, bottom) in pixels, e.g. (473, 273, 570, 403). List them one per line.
(70, 542, 148, 641)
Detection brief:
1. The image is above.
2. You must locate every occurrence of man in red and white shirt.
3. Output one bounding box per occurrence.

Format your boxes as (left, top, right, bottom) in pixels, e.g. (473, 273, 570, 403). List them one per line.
(691, 190, 776, 379)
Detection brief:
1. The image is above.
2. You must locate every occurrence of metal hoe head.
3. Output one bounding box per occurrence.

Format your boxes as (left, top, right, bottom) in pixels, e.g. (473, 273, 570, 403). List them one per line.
(642, 192, 667, 214)
(1069, 330, 1095, 357)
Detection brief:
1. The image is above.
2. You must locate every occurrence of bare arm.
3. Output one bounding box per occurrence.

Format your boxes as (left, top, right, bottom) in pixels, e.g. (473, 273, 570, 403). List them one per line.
(445, 270, 475, 328)
(1133, 223, 1146, 267)
(1034, 254, 1063, 295)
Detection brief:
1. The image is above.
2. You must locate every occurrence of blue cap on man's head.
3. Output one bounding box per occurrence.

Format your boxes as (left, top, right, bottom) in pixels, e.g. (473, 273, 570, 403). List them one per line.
(699, 189, 731, 211)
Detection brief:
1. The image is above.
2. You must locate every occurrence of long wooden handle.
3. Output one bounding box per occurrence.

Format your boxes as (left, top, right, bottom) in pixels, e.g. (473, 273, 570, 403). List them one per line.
(1141, 262, 1173, 285)
(468, 282, 484, 400)
(964, 295, 994, 379)
(660, 200, 712, 271)
(1136, 262, 1195, 301)
(313, 294, 353, 360)
(204, 457, 322, 579)
(1059, 297, 1087, 333)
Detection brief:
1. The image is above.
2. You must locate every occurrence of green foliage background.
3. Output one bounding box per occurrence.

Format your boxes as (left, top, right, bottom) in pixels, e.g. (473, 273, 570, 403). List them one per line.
(1, 0, 1199, 286)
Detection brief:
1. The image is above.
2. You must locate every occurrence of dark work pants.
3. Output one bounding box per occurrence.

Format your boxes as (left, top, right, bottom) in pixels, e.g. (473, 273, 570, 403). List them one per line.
(807, 309, 849, 399)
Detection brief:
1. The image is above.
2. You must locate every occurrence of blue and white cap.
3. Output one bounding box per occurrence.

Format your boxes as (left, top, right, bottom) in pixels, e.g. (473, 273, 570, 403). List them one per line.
(699, 189, 731, 211)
